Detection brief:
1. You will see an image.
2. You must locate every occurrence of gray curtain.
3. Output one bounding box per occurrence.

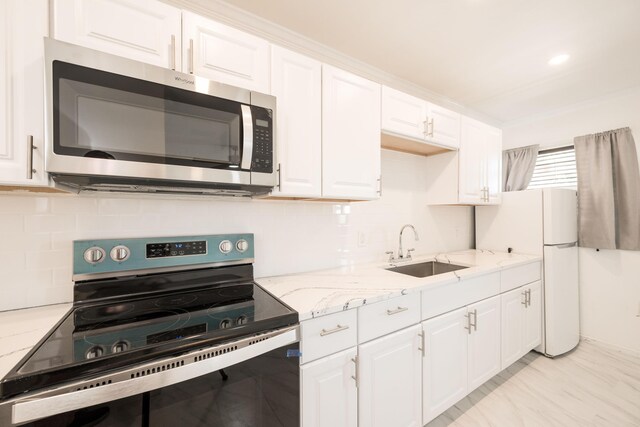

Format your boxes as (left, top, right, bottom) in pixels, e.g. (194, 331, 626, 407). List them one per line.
(502, 145, 539, 191)
(574, 127, 640, 250)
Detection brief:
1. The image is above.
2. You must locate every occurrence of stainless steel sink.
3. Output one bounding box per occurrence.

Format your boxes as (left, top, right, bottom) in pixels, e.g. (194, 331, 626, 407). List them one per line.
(386, 261, 468, 278)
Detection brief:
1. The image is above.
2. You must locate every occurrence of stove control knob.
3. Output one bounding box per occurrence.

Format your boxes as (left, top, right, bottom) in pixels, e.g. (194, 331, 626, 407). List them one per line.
(111, 341, 129, 353)
(85, 346, 104, 359)
(84, 247, 106, 265)
(237, 315, 248, 325)
(219, 318, 232, 329)
(219, 240, 232, 254)
(236, 239, 249, 253)
(110, 245, 130, 262)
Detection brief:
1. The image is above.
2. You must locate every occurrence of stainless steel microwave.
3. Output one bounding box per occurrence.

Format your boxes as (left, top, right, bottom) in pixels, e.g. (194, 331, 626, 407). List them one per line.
(44, 38, 276, 197)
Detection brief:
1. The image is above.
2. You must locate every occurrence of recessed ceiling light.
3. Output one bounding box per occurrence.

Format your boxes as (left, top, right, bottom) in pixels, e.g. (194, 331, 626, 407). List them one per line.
(548, 54, 570, 66)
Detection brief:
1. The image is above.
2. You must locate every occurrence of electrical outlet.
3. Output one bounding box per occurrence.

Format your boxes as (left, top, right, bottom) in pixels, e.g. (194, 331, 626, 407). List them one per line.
(357, 231, 367, 247)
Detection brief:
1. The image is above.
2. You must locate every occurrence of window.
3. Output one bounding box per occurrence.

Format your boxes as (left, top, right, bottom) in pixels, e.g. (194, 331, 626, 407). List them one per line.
(527, 146, 577, 189)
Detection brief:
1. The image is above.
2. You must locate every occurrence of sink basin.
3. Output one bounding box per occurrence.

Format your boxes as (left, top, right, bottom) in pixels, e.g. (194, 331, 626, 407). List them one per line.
(386, 261, 468, 278)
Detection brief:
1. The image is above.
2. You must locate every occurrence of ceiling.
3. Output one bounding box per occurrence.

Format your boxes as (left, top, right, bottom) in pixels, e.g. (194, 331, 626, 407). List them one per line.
(219, 0, 640, 124)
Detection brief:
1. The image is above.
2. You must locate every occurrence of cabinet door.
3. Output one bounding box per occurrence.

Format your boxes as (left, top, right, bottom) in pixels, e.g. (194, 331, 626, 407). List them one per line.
(422, 307, 468, 425)
(458, 117, 486, 204)
(53, 0, 181, 69)
(426, 103, 461, 149)
(485, 124, 503, 204)
(381, 86, 427, 141)
(358, 325, 422, 427)
(523, 281, 542, 351)
(501, 286, 526, 369)
(270, 46, 321, 197)
(0, 0, 48, 185)
(322, 65, 381, 200)
(467, 296, 501, 392)
(183, 12, 269, 92)
(301, 347, 357, 427)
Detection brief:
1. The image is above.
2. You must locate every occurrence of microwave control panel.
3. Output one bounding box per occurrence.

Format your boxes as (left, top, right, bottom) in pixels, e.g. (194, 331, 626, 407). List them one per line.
(250, 106, 273, 173)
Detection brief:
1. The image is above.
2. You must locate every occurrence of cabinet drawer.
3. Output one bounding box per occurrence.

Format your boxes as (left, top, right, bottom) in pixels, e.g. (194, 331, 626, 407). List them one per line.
(422, 272, 500, 320)
(358, 294, 420, 343)
(501, 262, 541, 292)
(300, 310, 358, 364)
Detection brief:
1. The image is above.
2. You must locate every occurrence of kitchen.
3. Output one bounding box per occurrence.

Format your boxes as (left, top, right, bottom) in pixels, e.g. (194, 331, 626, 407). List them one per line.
(1, 0, 639, 426)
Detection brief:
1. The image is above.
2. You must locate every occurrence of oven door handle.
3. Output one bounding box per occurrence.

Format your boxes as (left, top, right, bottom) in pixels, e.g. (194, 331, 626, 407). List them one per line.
(9, 327, 298, 425)
(240, 105, 253, 170)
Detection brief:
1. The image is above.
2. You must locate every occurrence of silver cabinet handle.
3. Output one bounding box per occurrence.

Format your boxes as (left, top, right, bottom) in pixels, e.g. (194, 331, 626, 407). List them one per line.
(386, 306, 409, 316)
(276, 163, 282, 191)
(428, 117, 434, 137)
(464, 309, 477, 334)
(319, 324, 349, 336)
(170, 35, 176, 70)
(521, 290, 528, 306)
(351, 356, 358, 387)
(189, 38, 194, 74)
(418, 331, 425, 357)
(377, 175, 382, 196)
(526, 289, 531, 308)
(26, 135, 36, 179)
(423, 119, 428, 136)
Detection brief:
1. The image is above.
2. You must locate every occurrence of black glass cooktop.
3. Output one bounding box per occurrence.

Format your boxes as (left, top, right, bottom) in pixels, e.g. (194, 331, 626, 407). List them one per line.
(0, 266, 297, 400)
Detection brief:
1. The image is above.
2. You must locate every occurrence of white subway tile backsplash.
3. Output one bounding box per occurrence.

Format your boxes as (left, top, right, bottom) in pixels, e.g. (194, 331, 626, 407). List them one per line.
(25, 215, 75, 233)
(0, 151, 474, 312)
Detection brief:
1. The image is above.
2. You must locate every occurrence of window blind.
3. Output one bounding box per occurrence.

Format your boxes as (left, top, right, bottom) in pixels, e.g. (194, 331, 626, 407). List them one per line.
(527, 146, 577, 189)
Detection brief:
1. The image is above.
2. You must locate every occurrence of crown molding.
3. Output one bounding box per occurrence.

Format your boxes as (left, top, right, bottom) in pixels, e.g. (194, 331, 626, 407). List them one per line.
(162, 0, 503, 128)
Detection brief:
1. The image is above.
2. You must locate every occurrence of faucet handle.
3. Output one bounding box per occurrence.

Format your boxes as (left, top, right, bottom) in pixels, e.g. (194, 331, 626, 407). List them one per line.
(385, 251, 395, 262)
(406, 248, 415, 259)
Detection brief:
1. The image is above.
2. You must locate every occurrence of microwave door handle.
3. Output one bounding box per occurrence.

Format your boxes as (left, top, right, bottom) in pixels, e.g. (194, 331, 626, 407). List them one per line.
(240, 105, 253, 170)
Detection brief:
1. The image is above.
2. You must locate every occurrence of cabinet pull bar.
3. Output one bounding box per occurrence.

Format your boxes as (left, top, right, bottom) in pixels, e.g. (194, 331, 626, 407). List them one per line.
(423, 119, 428, 137)
(319, 324, 349, 336)
(189, 39, 194, 74)
(521, 290, 528, 306)
(418, 331, 425, 357)
(428, 118, 434, 137)
(26, 135, 36, 179)
(386, 306, 408, 316)
(377, 175, 382, 196)
(170, 35, 176, 70)
(351, 356, 358, 387)
(526, 289, 531, 307)
(472, 309, 478, 331)
(277, 163, 282, 191)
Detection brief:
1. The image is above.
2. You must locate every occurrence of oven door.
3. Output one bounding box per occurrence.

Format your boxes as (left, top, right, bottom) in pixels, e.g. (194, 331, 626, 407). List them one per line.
(4, 327, 299, 427)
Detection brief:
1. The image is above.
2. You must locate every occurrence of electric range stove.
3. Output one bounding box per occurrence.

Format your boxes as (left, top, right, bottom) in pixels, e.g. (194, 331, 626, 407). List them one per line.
(0, 234, 300, 426)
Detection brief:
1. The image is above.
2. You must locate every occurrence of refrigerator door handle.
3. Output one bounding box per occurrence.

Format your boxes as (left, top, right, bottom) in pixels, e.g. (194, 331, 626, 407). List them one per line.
(546, 242, 577, 249)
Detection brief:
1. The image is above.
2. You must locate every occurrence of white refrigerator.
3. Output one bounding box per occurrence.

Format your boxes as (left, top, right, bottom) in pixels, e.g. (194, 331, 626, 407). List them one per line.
(476, 188, 579, 357)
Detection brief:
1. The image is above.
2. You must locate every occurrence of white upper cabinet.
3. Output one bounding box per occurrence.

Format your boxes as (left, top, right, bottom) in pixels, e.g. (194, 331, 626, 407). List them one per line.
(459, 116, 502, 205)
(0, 0, 48, 186)
(381, 86, 460, 150)
(270, 46, 322, 198)
(381, 86, 427, 141)
(427, 116, 502, 205)
(427, 103, 461, 149)
(53, 0, 182, 69)
(322, 65, 381, 200)
(182, 11, 270, 93)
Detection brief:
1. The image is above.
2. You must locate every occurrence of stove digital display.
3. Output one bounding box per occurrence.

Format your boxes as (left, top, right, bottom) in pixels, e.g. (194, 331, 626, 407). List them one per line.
(146, 240, 206, 258)
(147, 323, 207, 344)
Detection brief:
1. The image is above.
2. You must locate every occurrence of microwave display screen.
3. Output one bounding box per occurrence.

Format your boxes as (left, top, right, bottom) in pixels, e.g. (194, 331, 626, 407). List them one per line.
(255, 119, 269, 128)
(53, 61, 244, 169)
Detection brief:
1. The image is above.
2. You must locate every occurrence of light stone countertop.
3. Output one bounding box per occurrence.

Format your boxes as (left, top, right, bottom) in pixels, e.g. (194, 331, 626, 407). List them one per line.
(0, 249, 540, 385)
(0, 303, 72, 381)
(257, 249, 542, 321)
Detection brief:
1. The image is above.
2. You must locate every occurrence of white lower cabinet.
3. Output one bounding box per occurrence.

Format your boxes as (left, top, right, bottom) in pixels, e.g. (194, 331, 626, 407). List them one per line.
(501, 281, 542, 370)
(358, 325, 422, 427)
(301, 347, 358, 427)
(422, 307, 468, 424)
(422, 295, 501, 424)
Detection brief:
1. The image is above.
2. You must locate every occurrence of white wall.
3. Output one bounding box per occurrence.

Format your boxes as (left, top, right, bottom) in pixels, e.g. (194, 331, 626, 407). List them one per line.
(0, 149, 474, 312)
(503, 87, 640, 353)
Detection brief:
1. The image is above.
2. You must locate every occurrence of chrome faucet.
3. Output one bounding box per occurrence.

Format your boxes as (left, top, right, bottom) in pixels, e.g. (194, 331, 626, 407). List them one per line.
(387, 224, 419, 262)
